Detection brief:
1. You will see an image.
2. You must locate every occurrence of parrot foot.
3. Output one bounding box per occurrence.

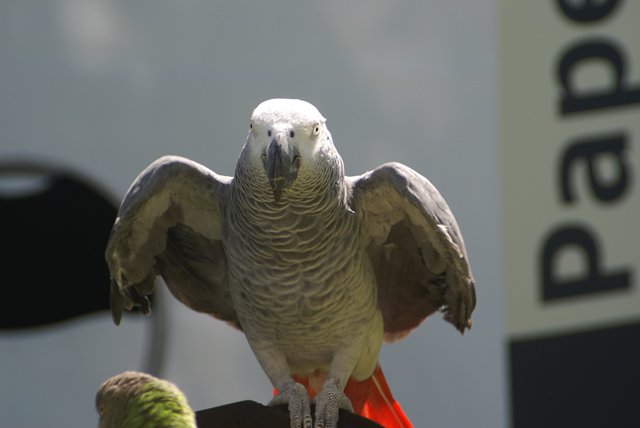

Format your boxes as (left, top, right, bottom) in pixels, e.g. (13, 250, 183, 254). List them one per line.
(313, 380, 353, 428)
(269, 381, 312, 428)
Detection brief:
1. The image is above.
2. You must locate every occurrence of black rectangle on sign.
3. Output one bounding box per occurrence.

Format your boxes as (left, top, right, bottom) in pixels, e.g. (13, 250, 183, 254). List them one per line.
(510, 321, 640, 428)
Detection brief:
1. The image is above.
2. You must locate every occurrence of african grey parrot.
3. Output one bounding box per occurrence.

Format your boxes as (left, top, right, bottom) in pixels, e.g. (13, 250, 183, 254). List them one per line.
(96, 371, 196, 428)
(106, 98, 475, 428)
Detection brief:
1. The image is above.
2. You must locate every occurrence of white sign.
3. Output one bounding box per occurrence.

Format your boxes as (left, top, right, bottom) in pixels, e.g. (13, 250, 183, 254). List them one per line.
(500, 0, 640, 338)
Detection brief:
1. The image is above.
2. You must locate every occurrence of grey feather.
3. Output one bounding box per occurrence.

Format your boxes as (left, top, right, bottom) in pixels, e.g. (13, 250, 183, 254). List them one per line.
(349, 162, 475, 337)
(105, 155, 238, 326)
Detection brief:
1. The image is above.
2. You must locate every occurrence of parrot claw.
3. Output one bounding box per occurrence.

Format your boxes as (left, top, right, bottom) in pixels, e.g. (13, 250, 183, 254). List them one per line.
(313, 381, 353, 428)
(269, 381, 312, 428)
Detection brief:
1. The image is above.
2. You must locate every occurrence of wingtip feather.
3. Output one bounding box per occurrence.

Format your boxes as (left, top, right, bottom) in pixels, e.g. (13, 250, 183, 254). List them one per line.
(109, 279, 124, 326)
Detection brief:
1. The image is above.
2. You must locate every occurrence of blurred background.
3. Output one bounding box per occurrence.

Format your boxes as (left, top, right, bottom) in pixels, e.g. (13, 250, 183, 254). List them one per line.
(0, 1, 637, 427)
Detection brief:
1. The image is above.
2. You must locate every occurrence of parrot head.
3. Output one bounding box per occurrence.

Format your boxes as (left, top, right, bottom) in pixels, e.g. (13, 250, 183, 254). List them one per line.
(95, 371, 196, 428)
(246, 98, 336, 202)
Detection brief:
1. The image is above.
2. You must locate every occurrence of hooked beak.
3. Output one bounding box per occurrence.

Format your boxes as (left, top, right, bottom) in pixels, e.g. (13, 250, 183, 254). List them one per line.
(263, 133, 300, 201)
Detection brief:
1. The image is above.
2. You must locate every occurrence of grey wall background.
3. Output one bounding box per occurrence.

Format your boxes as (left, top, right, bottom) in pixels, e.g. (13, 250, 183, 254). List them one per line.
(0, 1, 504, 427)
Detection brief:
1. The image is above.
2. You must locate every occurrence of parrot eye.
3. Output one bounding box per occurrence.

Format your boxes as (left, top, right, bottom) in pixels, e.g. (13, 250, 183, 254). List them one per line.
(312, 124, 320, 136)
(289, 130, 295, 138)
(249, 122, 253, 129)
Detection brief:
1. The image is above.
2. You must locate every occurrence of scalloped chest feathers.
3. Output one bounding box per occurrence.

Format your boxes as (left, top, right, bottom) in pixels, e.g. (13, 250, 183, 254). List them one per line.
(222, 187, 378, 355)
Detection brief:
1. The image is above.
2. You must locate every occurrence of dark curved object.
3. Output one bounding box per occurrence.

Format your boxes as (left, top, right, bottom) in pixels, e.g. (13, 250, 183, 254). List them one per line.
(196, 401, 384, 428)
(0, 162, 116, 329)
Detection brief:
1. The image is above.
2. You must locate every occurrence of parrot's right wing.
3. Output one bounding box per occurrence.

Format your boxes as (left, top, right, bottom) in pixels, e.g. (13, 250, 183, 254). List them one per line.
(105, 155, 238, 327)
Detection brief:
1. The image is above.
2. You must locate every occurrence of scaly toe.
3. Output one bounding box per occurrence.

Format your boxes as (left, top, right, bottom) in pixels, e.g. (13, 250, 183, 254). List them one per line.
(313, 382, 353, 428)
(269, 381, 312, 428)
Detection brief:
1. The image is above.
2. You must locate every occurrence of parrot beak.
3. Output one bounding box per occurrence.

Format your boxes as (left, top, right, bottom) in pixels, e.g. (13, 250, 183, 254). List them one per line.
(264, 132, 300, 201)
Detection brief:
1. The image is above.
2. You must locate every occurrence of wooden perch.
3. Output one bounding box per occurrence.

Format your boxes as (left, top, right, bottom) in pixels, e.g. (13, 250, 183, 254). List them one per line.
(195, 400, 383, 428)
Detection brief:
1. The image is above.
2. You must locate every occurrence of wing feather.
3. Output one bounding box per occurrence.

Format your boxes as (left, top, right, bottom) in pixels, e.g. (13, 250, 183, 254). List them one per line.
(349, 162, 475, 338)
(105, 155, 238, 327)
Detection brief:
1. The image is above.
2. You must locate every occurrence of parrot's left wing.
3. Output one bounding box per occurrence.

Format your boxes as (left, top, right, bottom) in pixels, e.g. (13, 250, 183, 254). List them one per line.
(105, 155, 238, 327)
(348, 162, 475, 340)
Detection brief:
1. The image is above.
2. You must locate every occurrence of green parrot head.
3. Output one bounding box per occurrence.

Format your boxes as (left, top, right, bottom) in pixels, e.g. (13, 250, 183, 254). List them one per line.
(96, 371, 196, 428)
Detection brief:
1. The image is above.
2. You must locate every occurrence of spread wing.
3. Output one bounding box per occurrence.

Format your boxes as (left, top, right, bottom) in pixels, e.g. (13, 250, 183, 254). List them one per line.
(349, 162, 475, 340)
(105, 155, 238, 327)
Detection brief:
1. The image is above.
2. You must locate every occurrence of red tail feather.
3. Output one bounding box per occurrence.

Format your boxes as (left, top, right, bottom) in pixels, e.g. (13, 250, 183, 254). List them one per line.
(344, 365, 413, 428)
(285, 365, 413, 428)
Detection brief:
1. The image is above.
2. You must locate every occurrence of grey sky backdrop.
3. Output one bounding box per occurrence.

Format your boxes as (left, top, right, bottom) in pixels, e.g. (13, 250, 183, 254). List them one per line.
(0, 1, 504, 427)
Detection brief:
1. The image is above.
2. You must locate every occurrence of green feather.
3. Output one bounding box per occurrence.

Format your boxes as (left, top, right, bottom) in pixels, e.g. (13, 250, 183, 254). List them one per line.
(123, 382, 194, 427)
(97, 371, 196, 428)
